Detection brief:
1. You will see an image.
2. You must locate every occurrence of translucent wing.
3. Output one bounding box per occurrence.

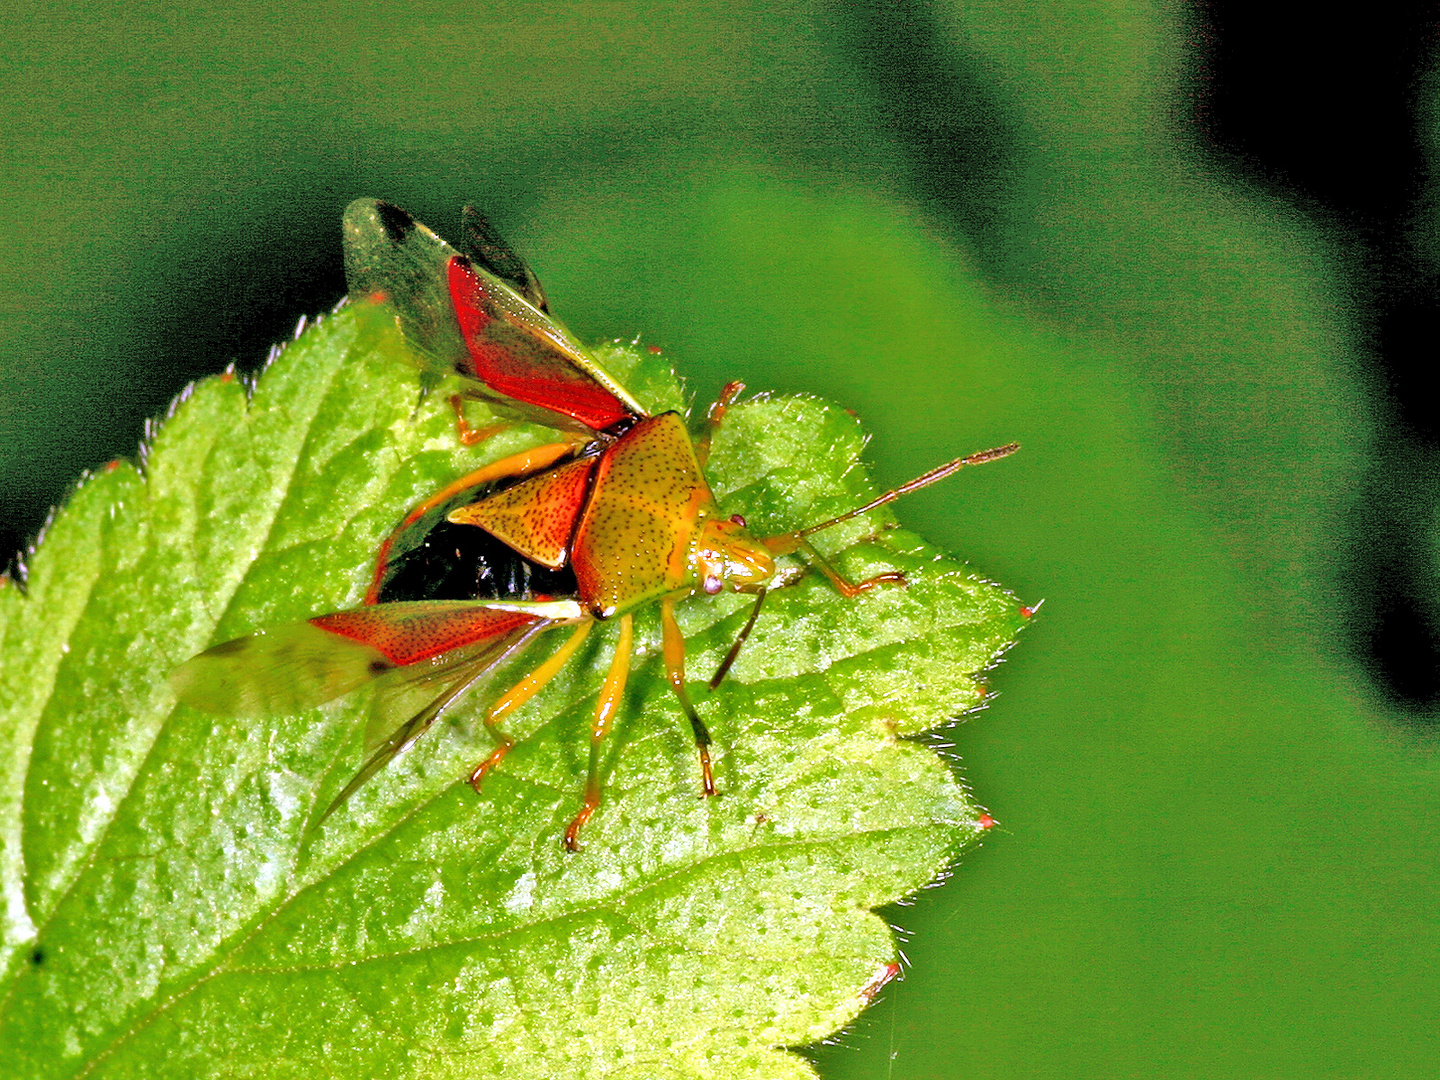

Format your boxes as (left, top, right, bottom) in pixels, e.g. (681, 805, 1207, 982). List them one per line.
(342, 198, 644, 432)
(170, 617, 389, 718)
(460, 203, 549, 313)
(342, 199, 465, 390)
(170, 599, 586, 821)
(321, 619, 550, 824)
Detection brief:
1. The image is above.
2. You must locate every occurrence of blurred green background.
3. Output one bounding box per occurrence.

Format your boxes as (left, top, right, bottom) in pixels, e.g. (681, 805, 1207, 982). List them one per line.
(4, 2, 1438, 1077)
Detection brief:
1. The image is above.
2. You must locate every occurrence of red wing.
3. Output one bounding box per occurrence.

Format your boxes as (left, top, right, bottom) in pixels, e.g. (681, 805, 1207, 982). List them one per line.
(309, 601, 545, 666)
(342, 198, 644, 433)
(170, 601, 551, 715)
(445, 257, 641, 431)
(170, 600, 581, 821)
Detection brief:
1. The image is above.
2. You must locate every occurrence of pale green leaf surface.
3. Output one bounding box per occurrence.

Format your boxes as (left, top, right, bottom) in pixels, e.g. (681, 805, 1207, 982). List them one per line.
(0, 305, 1024, 1079)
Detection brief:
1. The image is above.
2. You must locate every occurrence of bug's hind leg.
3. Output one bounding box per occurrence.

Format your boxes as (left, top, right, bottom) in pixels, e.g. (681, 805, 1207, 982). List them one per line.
(469, 621, 593, 790)
(366, 440, 581, 603)
(449, 393, 513, 446)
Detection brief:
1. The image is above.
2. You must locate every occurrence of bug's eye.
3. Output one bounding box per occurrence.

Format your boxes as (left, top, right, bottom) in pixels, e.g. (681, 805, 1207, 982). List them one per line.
(703, 574, 724, 595)
(730, 514, 747, 527)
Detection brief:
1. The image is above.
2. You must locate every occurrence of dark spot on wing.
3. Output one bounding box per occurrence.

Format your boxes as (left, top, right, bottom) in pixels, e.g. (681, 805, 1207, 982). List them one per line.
(374, 201, 416, 243)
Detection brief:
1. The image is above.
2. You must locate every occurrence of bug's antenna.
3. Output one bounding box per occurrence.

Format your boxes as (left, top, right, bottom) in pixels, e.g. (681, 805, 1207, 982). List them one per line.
(789, 442, 1019, 544)
(709, 445, 1016, 688)
(757, 442, 1019, 600)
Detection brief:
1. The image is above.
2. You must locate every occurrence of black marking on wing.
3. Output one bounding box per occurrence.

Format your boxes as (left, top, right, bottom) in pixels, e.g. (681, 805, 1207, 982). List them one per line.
(460, 205, 549, 313)
(374, 200, 417, 243)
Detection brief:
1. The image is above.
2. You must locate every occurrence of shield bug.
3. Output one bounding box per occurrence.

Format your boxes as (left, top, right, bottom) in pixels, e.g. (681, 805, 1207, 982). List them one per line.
(171, 199, 1017, 849)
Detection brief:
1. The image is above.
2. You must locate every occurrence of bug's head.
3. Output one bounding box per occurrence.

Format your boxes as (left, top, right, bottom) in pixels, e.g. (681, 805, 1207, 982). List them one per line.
(693, 514, 774, 595)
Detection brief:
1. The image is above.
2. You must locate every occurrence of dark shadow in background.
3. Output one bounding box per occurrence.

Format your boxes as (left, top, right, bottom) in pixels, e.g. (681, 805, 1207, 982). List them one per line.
(1189, 2, 1440, 721)
(0, 155, 591, 581)
(1, 191, 347, 580)
(6, 6, 1438, 723)
(832, 0, 1037, 286)
(837, 0, 1440, 724)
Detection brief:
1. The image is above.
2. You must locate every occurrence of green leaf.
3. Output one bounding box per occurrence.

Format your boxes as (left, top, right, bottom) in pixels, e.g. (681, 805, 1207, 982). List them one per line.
(0, 304, 1026, 1079)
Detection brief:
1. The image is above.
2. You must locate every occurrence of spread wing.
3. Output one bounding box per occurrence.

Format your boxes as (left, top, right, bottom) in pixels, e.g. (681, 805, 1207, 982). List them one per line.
(170, 599, 585, 822)
(460, 203, 549, 313)
(343, 198, 644, 432)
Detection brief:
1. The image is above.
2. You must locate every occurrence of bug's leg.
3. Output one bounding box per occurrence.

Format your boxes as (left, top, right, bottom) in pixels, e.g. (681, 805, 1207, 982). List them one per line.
(709, 587, 766, 690)
(449, 392, 512, 446)
(469, 621, 593, 790)
(694, 381, 746, 468)
(564, 613, 634, 851)
(661, 597, 716, 795)
(763, 528, 907, 598)
(367, 440, 583, 603)
(794, 539, 907, 598)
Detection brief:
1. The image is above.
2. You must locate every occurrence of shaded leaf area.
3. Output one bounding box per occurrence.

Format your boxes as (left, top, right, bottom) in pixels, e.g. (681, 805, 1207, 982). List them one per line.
(0, 305, 1023, 1079)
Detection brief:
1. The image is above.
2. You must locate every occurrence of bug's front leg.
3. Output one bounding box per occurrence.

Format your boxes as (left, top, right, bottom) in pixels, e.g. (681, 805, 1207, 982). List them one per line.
(661, 596, 716, 796)
(694, 381, 745, 468)
(792, 539, 907, 597)
(760, 443, 1021, 598)
(762, 532, 908, 597)
(564, 613, 634, 851)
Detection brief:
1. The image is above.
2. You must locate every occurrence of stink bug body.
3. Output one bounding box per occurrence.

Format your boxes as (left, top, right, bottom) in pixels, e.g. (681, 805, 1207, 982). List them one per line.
(171, 199, 1017, 849)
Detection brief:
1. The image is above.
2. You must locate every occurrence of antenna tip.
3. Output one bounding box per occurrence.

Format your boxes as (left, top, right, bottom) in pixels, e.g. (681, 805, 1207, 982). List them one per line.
(964, 442, 1020, 465)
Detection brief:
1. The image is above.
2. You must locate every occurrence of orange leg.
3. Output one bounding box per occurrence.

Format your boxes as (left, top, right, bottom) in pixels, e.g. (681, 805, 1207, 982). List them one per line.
(449, 393, 512, 446)
(366, 440, 581, 603)
(469, 621, 593, 789)
(794, 539, 907, 598)
(761, 528, 908, 597)
(694, 380, 746, 468)
(565, 614, 634, 851)
(661, 597, 716, 795)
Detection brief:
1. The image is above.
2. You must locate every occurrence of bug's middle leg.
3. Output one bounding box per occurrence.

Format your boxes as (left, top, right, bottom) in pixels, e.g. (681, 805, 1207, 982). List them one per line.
(564, 613, 634, 851)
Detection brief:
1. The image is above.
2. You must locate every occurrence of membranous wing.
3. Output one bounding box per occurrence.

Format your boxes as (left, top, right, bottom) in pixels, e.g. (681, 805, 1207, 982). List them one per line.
(170, 598, 584, 821)
(343, 198, 644, 433)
